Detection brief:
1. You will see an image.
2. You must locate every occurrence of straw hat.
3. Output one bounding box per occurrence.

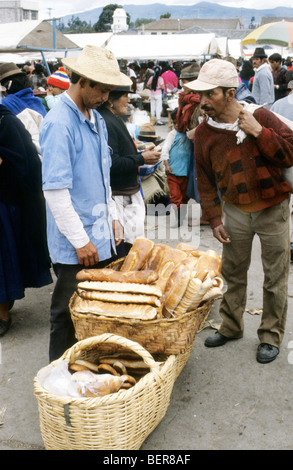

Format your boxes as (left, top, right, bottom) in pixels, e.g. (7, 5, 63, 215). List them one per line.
(62, 45, 132, 87)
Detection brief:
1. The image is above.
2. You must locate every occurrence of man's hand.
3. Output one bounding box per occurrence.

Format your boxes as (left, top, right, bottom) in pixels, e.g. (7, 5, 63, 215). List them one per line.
(238, 109, 262, 138)
(213, 224, 231, 244)
(142, 149, 161, 165)
(112, 219, 124, 246)
(76, 241, 99, 267)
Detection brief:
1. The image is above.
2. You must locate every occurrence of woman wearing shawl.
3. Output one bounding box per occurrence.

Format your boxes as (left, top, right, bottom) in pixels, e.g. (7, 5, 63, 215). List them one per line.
(0, 104, 52, 336)
(176, 62, 204, 203)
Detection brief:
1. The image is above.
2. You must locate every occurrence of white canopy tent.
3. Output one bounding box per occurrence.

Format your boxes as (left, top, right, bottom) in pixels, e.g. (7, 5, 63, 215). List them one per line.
(105, 33, 216, 60)
(65, 32, 217, 61)
(0, 20, 79, 53)
(65, 33, 113, 50)
(0, 20, 80, 68)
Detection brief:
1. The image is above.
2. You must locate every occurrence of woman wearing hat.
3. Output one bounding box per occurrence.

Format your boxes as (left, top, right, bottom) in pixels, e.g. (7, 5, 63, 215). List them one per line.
(0, 62, 46, 117)
(98, 86, 161, 251)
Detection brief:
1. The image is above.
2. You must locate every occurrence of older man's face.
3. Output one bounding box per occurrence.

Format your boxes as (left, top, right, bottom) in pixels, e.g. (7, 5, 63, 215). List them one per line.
(252, 57, 266, 69)
(199, 87, 230, 122)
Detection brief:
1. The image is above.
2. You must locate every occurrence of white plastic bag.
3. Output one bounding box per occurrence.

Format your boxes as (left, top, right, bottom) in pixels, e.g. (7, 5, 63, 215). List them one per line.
(37, 361, 81, 397)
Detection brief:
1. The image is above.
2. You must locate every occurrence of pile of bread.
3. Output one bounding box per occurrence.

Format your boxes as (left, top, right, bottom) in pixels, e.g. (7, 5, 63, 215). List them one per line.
(74, 238, 223, 321)
(68, 352, 149, 398)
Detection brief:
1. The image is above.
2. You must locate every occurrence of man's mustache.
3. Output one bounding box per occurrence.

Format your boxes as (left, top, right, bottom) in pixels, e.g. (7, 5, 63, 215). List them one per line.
(201, 105, 214, 112)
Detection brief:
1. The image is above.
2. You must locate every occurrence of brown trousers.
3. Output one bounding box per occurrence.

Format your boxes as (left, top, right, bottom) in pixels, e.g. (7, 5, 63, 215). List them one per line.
(218, 199, 290, 348)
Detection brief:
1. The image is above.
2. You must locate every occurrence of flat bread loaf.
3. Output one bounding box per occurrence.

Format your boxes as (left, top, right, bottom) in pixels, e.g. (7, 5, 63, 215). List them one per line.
(76, 268, 158, 284)
(77, 280, 162, 298)
(74, 296, 158, 320)
(78, 288, 161, 307)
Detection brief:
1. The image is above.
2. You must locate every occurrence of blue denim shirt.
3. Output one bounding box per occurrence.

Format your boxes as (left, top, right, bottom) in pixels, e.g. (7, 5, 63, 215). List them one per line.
(40, 93, 115, 265)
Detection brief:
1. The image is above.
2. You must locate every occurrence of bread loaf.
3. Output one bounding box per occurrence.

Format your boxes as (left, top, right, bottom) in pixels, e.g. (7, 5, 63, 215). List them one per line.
(193, 254, 221, 278)
(120, 238, 154, 271)
(77, 374, 124, 397)
(176, 243, 206, 258)
(185, 274, 214, 312)
(201, 276, 224, 301)
(78, 288, 161, 307)
(76, 268, 158, 284)
(144, 244, 187, 293)
(74, 296, 158, 320)
(161, 257, 201, 317)
(77, 280, 162, 297)
(175, 278, 202, 316)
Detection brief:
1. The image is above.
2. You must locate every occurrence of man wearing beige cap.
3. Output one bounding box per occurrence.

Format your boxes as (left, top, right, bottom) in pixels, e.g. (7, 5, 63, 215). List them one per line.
(186, 58, 293, 363)
(40, 46, 132, 361)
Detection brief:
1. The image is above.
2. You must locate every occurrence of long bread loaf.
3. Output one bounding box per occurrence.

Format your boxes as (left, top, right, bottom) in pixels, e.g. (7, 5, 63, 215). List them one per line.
(77, 281, 162, 298)
(78, 288, 161, 307)
(73, 297, 158, 320)
(76, 268, 158, 284)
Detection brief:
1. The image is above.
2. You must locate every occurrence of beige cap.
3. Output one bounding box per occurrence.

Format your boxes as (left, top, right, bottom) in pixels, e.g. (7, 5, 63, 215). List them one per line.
(185, 58, 239, 92)
(62, 45, 132, 87)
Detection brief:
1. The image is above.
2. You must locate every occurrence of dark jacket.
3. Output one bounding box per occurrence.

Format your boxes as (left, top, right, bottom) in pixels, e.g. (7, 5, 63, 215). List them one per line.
(98, 107, 144, 194)
(0, 104, 52, 287)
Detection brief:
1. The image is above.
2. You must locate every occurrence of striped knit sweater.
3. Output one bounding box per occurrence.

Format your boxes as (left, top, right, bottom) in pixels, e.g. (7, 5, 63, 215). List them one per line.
(194, 107, 293, 228)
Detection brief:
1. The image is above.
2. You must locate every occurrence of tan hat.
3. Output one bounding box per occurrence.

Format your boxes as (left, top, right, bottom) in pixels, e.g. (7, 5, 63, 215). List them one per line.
(186, 59, 239, 92)
(138, 123, 159, 142)
(0, 62, 25, 82)
(180, 61, 200, 80)
(62, 45, 132, 87)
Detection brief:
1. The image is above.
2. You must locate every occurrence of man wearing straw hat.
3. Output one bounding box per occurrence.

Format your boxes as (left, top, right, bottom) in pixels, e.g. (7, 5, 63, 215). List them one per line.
(186, 58, 293, 364)
(40, 45, 132, 361)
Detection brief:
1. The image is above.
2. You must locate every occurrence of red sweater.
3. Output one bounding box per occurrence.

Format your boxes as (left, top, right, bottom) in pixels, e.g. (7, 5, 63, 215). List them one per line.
(194, 107, 293, 228)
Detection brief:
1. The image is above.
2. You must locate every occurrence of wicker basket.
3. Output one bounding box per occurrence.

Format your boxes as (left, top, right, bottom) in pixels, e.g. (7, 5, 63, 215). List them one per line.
(70, 293, 214, 355)
(34, 333, 177, 450)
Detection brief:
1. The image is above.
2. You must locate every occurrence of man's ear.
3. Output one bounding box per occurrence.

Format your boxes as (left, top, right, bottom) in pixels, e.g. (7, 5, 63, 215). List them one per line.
(226, 88, 236, 101)
(79, 77, 87, 88)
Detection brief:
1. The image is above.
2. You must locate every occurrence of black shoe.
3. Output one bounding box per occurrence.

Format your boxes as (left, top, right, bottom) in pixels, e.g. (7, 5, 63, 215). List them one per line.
(0, 317, 12, 337)
(256, 343, 279, 363)
(204, 331, 235, 348)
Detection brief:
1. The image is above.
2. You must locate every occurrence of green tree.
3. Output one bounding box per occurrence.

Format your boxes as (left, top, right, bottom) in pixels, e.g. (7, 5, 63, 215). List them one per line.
(160, 12, 171, 19)
(58, 16, 94, 33)
(93, 4, 130, 32)
(134, 18, 155, 28)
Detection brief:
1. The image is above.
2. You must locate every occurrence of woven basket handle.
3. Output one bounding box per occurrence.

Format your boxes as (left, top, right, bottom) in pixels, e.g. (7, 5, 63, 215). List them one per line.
(64, 333, 162, 374)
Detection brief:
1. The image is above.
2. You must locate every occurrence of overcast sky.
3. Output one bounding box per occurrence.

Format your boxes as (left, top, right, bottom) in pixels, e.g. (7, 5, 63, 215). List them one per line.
(38, 0, 293, 20)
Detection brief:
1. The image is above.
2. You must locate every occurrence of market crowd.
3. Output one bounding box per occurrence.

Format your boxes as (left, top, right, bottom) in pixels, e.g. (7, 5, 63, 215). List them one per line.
(1, 44, 293, 365)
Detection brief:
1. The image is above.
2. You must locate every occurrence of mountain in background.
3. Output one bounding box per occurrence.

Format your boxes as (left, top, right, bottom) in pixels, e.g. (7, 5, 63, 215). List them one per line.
(59, 2, 293, 28)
